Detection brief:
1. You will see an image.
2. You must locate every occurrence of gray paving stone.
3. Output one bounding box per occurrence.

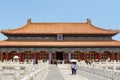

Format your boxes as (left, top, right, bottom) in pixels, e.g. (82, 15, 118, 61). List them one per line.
(78, 68, 111, 80)
(45, 64, 111, 80)
(45, 65, 65, 80)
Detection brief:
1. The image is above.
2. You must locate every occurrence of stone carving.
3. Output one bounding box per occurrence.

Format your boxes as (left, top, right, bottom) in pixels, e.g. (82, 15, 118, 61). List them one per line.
(27, 18, 31, 24)
(87, 18, 91, 24)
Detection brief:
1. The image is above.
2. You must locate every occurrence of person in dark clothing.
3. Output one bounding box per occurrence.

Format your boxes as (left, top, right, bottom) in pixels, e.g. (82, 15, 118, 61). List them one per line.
(54, 60, 57, 65)
(71, 63, 74, 75)
(71, 62, 77, 75)
(74, 64, 77, 75)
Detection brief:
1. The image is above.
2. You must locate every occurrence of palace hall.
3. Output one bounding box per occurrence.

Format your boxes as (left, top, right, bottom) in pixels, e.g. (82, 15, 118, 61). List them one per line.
(0, 19, 120, 64)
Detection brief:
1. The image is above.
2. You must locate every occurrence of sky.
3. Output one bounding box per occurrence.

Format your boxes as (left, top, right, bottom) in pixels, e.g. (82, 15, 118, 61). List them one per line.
(0, 0, 120, 40)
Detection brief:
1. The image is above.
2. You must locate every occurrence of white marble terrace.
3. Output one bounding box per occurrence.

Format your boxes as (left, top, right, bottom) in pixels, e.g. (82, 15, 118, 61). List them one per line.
(0, 60, 49, 80)
(0, 59, 120, 80)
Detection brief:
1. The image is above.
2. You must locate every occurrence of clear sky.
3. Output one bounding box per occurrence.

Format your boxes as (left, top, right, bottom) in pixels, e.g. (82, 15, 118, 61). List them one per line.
(0, 0, 120, 40)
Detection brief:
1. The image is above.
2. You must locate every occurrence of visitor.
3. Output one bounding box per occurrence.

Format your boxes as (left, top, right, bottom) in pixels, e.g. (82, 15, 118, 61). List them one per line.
(54, 60, 57, 65)
(62, 60, 64, 64)
(71, 63, 75, 75)
(74, 64, 78, 75)
(60, 60, 62, 64)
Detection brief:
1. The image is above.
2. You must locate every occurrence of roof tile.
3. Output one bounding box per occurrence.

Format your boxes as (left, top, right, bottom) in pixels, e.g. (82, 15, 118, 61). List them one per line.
(1, 22, 118, 34)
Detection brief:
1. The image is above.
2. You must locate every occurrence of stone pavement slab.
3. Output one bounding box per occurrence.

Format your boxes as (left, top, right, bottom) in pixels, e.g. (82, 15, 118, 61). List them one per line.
(59, 69, 89, 80)
(58, 64, 89, 80)
(78, 68, 111, 80)
(45, 64, 111, 80)
(45, 65, 64, 80)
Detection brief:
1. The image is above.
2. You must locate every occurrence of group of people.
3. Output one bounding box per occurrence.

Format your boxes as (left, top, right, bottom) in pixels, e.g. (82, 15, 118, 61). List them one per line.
(71, 62, 77, 75)
(52, 60, 65, 65)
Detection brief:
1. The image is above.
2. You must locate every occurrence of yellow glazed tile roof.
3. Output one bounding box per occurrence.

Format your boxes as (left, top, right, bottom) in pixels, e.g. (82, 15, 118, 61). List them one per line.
(1, 20, 118, 35)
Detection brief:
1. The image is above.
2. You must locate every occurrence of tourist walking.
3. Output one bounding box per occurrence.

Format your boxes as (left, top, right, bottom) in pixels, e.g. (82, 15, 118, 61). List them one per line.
(71, 63, 75, 75)
(54, 60, 57, 65)
(71, 62, 78, 75)
(74, 64, 77, 75)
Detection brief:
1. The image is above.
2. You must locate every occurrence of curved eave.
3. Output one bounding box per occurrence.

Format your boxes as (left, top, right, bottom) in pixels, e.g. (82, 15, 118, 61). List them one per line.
(1, 30, 118, 35)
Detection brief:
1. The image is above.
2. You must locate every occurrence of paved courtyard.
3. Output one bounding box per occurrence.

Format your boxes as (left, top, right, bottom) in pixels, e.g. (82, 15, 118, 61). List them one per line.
(0, 63, 116, 80)
(45, 65, 64, 80)
(44, 64, 111, 80)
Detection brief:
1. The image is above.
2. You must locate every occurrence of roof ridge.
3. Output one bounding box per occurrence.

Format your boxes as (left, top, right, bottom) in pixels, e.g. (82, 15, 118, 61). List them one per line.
(30, 22, 86, 24)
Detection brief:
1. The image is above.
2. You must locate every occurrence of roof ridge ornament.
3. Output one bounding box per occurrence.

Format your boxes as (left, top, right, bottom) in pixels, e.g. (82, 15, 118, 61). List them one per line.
(86, 18, 91, 24)
(27, 18, 32, 24)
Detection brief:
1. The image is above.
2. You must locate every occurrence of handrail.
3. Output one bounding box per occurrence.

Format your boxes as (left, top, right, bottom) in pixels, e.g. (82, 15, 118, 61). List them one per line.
(78, 63, 120, 80)
(20, 64, 48, 80)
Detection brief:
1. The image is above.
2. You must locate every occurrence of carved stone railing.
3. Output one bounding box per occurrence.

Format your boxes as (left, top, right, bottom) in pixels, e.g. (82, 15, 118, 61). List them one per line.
(20, 63, 49, 80)
(0, 61, 49, 80)
(78, 62, 120, 80)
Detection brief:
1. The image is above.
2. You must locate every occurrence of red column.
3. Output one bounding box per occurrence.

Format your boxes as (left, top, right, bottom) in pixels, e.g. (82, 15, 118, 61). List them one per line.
(8, 53, 10, 61)
(110, 52, 114, 61)
(19, 53, 22, 62)
(34, 52, 38, 64)
(10, 53, 12, 60)
(97, 52, 102, 61)
(77, 54, 78, 60)
(82, 52, 86, 61)
(8, 53, 11, 61)
(0, 52, 2, 61)
(119, 52, 120, 60)
(21, 53, 24, 62)
(19, 52, 22, 62)
(6, 52, 9, 61)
